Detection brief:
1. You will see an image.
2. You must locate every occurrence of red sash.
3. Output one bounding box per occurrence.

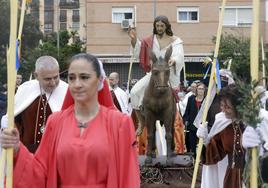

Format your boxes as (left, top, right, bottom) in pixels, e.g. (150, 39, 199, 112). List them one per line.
(139, 35, 154, 72)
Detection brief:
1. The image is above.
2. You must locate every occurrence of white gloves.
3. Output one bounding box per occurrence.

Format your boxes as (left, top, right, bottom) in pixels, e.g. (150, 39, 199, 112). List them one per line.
(242, 126, 261, 149)
(257, 118, 268, 151)
(196, 122, 210, 146)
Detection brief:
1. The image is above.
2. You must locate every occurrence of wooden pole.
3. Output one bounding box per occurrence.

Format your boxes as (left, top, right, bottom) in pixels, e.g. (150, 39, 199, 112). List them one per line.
(250, 0, 259, 187)
(126, 5, 136, 94)
(0, 149, 6, 186)
(183, 62, 187, 86)
(261, 37, 266, 87)
(191, 0, 227, 187)
(6, 0, 19, 186)
(0, 48, 10, 184)
(18, 0, 27, 41)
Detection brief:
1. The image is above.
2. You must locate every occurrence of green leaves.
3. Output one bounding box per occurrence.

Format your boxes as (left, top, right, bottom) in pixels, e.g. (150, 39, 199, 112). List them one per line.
(236, 79, 262, 128)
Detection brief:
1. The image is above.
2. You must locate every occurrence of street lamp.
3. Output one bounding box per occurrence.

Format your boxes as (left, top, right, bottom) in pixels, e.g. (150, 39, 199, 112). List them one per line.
(153, 0, 156, 18)
(56, 0, 60, 58)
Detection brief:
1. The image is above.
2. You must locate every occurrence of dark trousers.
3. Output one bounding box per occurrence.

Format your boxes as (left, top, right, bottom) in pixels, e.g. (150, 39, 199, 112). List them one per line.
(185, 130, 198, 157)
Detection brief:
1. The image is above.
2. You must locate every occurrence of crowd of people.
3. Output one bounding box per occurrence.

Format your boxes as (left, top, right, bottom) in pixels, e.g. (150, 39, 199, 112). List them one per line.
(0, 15, 268, 188)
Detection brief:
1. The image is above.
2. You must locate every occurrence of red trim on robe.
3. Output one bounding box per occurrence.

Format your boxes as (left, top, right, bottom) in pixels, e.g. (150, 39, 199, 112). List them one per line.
(140, 35, 154, 72)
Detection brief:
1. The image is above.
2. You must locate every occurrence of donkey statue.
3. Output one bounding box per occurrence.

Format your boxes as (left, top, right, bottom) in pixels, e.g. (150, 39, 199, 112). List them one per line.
(136, 46, 177, 164)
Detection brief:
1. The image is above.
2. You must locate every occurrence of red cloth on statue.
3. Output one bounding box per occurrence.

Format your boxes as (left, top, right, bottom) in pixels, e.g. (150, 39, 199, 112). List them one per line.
(140, 35, 154, 72)
(61, 79, 115, 110)
(13, 105, 140, 188)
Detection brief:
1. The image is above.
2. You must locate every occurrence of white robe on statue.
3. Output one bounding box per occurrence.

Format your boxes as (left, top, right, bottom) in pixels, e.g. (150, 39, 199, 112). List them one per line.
(130, 35, 184, 156)
(130, 35, 184, 110)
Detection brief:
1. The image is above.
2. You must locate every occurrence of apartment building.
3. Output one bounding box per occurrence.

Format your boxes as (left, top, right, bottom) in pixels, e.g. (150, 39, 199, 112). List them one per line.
(39, 0, 87, 42)
(85, 0, 268, 85)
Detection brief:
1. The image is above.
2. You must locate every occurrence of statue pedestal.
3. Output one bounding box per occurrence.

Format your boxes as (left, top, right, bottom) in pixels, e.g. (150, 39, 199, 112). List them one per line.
(139, 155, 202, 188)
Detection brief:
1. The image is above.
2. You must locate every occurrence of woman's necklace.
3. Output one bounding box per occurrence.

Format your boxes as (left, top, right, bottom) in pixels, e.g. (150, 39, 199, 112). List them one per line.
(77, 122, 88, 128)
(76, 105, 99, 129)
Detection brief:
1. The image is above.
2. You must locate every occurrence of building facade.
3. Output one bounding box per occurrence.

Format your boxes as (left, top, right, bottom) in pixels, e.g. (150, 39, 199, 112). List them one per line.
(36, 0, 268, 85)
(39, 0, 87, 42)
(86, 0, 267, 54)
(85, 0, 268, 86)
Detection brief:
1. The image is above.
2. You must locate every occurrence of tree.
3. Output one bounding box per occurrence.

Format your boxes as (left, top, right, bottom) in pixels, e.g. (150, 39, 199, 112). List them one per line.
(0, 0, 85, 84)
(214, 33, 268, 84)
(27, 30, 86, 77)
(0, 0, 43, 84)
(0, 0, 10, 59)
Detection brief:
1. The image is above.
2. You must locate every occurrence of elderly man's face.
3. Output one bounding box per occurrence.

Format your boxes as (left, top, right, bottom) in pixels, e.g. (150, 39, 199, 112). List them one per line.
(109, 74, 119, 88)
(36, 68, 60, 93)
(190, 83, 197, 95)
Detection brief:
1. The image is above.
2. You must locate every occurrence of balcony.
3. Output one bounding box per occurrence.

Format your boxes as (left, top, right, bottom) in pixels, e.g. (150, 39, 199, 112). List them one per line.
(72, 15, 80, 22)
(59, 1, 79, 9)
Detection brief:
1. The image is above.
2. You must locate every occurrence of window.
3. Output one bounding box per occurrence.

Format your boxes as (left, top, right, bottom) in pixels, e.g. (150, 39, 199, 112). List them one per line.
(72, 22, 80, 30)
(60, 22, 67, 30)
(44, 10, 53, 23)
(177, 7, 199, 23)
(222, 6, 252, 27)
(73, 9, 79, 16)
(72, 10, 80, 21)
(60, 10, 67, 17)
(60, 10, 67, 22)
(44, 23, 53, 33)
(112, 7, 134, 23)
(44, 0, 53, 6)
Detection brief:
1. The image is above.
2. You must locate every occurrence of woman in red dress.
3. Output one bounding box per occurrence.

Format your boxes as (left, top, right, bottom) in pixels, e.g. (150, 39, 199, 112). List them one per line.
(0, 53, 140, 188)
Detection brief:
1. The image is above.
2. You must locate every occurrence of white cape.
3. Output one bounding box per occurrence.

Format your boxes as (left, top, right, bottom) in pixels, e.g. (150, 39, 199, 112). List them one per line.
(1, 79, 68, 128)
(201, 112, 231, 188)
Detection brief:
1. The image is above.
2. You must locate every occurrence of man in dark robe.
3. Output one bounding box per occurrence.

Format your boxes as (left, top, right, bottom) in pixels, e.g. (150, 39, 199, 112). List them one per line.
(1, 56, 68, 153)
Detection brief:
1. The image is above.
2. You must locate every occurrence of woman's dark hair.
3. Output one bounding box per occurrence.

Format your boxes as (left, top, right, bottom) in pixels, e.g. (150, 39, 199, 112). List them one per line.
(70, 53, 101, 78)
(153, 15, 173, 36)
(219, 84, 241, 113)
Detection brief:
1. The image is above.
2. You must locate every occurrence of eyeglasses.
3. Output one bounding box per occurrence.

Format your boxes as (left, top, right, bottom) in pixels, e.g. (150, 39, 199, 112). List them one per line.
(193, 80, 201, 84)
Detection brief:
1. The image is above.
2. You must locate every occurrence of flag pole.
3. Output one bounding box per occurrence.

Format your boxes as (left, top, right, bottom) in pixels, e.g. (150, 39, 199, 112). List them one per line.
(126, 5, 137, 94)
(18, 0, 27, 41)
(250, 0, 260, 187)
(191, 0, 227, 187)
(261, 37, 266, 87)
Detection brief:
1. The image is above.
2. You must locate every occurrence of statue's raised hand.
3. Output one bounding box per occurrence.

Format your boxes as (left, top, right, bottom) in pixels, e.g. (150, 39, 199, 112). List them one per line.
(128, 27, 137, 47)
(128, 26, 137, 39)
